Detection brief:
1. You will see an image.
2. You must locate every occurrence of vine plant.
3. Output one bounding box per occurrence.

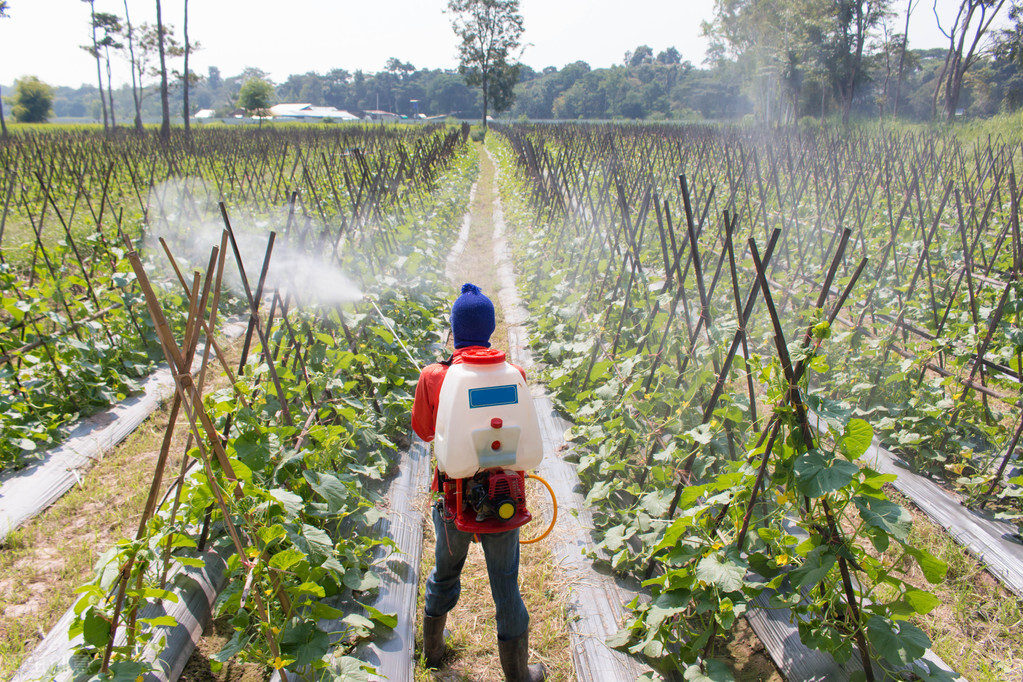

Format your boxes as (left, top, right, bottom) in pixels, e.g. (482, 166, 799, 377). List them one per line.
(61, 141, 476, 680)
(611, 322, 954, 682)
(488, 130, 958, 682)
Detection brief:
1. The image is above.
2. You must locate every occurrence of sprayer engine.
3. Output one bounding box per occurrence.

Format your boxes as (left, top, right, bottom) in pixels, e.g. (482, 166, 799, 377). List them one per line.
(438, 469, 531, 534)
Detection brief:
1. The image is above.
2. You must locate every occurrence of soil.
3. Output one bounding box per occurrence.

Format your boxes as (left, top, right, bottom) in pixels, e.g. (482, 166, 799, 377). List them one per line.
(179, 617, 270, 682)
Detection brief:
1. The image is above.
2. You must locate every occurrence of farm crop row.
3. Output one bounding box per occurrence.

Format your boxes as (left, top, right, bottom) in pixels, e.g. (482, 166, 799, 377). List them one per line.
(490, 123, 1022, 681)
(0, 124, 462, 474)
(3, 124, 474, 680)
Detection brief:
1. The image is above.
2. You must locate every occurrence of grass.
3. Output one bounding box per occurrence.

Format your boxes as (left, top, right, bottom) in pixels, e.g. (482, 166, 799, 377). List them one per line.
(0, 414, 177, 679)
(884, 488, 1023, 682)
(0, 332, 246, 681)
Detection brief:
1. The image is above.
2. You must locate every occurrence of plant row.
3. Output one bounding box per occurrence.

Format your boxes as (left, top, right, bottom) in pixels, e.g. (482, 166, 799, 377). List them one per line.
(0, 124, 467, 473)
(490, 125, 969, 682)
(56, 131, 478, 681)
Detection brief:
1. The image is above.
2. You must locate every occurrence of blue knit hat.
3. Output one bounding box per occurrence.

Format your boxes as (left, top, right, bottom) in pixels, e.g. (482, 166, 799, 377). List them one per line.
(451, 283, 495, 349)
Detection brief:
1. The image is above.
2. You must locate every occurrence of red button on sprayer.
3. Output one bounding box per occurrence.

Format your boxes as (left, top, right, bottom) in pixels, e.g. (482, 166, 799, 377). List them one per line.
(491, 440, 501, 451)
(491, 418, 503, 429)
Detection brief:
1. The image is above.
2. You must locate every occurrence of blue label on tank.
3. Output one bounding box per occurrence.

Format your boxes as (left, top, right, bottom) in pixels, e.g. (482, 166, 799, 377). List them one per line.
(468, 384, 518, 408)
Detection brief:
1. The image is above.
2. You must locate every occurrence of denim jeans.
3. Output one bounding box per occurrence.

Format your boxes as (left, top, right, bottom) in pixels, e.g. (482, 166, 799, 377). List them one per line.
(423, 502, 530, 641)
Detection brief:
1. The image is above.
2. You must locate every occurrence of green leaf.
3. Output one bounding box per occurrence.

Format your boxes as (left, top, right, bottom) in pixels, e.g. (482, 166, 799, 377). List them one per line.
(134, 587, 179, 602)
(269, 547, 307, 572)
(790, 546, 836, 590)
(311, 601, 346, 620)
(903, 588, 940, 616)
(866, 616, 930, 665)
(854, 497, 912, 541)
(281, 618, 330, 667)
(841, 418, 873, 458)
(794, 451, 858, 498)
(357, 600, 398, 629)
(695, 553, 746, 593)
(107, 660, 148, 681)
(83, 609, 111, 647)
(294, 581, 326, 599)
(331, 655, 375, 680)
(233, 429, 270, 471)
(343, 613, 375, 634)
(602, 524, 630, 552)
(270, 488, 305, 520)
(684, 659, 735, 681)
(301, 524, 334, 564)
(344, 567, 380, 592)
(139, 615, 178, 628)
(303, 470, 350, 513)
(904, 546, 948, 584)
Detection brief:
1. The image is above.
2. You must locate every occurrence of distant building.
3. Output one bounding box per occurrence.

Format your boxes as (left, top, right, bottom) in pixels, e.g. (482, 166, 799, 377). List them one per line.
(362, 109, 401, 123)
(194, 109, 216, 119)
(269, 103, 360, 122)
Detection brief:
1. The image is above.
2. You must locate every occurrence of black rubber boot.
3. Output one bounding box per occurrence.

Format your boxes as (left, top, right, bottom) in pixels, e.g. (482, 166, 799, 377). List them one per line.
(497, 630, 546, 682)
(423, 613, 447, 668)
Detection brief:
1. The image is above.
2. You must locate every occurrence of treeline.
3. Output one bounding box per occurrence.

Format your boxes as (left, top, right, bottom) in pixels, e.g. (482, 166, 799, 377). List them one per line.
(19, 42, 1020, 125)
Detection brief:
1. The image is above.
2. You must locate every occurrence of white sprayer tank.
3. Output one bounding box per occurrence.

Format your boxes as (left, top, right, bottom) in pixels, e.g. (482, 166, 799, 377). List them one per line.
(433, 348, 543, 479)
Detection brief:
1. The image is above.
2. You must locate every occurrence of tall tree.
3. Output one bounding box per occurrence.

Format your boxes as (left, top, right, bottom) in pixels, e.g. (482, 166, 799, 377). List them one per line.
(448, 0, 524, 128)
(704, 0, 807, 124)
(93, 12, 123, 128)
(156, 0, 171, 142)
(893, 0, 919, 118)
(182, 0, 191, 141)
(807, 0, 890, 125)
(992, 1, 1023, 109)
(122, 0, 144, 132)
(81, 0, 108, 130)
(932, 0, 1007, 119)
(0, 0, 9, 138)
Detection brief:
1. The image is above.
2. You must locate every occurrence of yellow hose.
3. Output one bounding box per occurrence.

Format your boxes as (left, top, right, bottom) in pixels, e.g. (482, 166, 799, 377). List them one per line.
(520, 473, 557, 544)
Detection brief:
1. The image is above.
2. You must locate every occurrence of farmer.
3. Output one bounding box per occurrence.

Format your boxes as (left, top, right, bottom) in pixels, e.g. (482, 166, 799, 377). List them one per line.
(411, 283, 546, 681)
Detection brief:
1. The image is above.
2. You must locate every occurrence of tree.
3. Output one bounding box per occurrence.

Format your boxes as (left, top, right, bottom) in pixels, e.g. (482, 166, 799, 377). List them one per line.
(809, 0, 891, 125)
(487, 59, 520, 113)
(893, 0, 920, 118)
(932, 0, 1008, 119)
(122, 0, 144, 132)
(626, 45, 654, 67)
(992, 1, 1023, 109)
(0, 0, 9, 138)
(93, 12, 123, 128)
(237, 77, 274, 116)
(385, 57, 416, 80)
(156, 0, 171, 142)
(704, 0, 809, 124)
(657, 46, 683, 65)
(81, 0, 107, 130)
(181, 0, 199, 142)
(448, 0, 524, 128)
(10, 76, 54, 123)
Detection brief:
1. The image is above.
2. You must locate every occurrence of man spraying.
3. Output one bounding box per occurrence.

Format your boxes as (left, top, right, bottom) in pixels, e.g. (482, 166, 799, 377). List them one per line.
(412, 283, 546, 681)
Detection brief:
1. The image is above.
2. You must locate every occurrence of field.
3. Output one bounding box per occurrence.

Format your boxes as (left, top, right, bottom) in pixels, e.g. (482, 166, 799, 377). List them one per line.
(0, 121, 1020, 682)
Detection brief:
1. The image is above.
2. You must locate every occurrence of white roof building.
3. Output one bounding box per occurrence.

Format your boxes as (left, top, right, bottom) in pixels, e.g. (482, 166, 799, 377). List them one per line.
(269, 103, 360, 121)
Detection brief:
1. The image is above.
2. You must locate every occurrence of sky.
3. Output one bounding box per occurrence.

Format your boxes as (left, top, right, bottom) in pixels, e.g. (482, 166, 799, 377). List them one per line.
(0, 0, 1003, 90)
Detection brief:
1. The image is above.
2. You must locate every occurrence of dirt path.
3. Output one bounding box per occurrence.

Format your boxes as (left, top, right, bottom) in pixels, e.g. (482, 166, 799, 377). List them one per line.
(413, 142, 575, 681)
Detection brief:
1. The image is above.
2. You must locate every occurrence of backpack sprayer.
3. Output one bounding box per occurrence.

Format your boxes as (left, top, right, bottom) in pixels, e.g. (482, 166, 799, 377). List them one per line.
(368, 299, 556, 542)
(433, 347, 547, 535)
